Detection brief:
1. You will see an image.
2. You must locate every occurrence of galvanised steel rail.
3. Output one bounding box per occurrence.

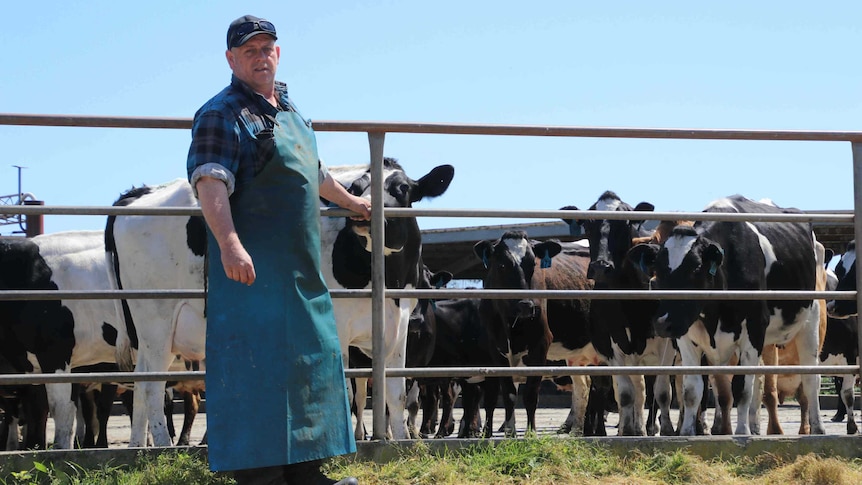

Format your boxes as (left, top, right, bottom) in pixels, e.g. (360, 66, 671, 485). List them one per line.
(0, 365, 857, 386)
(0, 289, 856, 301)
(3, 113, 862, 441)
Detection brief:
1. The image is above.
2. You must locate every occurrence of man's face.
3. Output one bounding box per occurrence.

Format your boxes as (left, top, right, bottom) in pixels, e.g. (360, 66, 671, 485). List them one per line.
(226, 35, 280, 93)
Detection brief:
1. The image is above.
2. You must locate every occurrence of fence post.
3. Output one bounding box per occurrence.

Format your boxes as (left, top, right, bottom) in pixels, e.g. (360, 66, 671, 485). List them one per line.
(368, 131, 388, 440)
(24, 200, 44, 237)
(851, 142, 862, 382)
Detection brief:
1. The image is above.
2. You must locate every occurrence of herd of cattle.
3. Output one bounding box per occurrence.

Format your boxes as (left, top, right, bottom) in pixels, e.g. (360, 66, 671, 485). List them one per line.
(0, 158, 859, 451)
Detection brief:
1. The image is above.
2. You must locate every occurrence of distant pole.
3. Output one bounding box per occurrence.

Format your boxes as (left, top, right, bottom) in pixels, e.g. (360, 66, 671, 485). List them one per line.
(24, 200, 43, 237)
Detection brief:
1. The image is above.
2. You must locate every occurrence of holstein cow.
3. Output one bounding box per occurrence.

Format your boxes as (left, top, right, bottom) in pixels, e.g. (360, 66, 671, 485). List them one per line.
(763, 239, 830, 435)
(414, 297, 518, 439)
(0, 231, 124, 449)
(108, 159, 453, 444)
(828, 240, 858, 319)
(629, 195, 825, 436)
(106, 180, 208, 447)
(824, 241, 860, 434)
(473, 231, 598, 436)
(560, 191, 676, 436)
(321, 158, 454, 440)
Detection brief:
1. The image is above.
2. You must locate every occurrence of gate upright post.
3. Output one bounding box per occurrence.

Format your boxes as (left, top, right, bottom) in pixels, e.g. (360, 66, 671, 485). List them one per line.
(851, 142, 862, 385)
(368, 132, 388, 440)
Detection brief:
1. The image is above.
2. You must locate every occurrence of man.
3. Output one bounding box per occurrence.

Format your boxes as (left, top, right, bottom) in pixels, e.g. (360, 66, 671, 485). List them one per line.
(187, 14, 367, 485)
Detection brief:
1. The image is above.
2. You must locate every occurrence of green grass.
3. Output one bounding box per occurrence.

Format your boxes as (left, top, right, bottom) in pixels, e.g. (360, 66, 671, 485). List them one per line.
(2, 440, 862, 484)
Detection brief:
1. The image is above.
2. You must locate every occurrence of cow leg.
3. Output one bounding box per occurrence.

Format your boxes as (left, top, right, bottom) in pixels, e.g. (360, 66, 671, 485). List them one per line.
(458, 381, 482, 438)
(95, 384, 117, 448)
(405, 379, 421, 439)
(129, 351, 174, 447)
(75, 385, 97, 448)
(711, 373, 733, 435)
(612, 374, 634, 436)
(436, 380, 459, 438)
(350, 377, 368, 441)
(795, 385, 811, 435)
(24, 385, 48, 450)
(384, 374, 408, 440)
(498, 377, 517, 436)
(832, 377, 847, 422)
(419, 380, 440, 437)
(176, 390, 200, 446)
(676, 339, 706, 436)
(651, 374, 674, 436)
(480, 377, 500, 438)
(566, 374, 589, 436)
(796, 303, 826, 434)
(839, 374, 858, 434)
(761, 344, 783, 435)
(45, 382, 76, 449)
(733, 344, 761, 435)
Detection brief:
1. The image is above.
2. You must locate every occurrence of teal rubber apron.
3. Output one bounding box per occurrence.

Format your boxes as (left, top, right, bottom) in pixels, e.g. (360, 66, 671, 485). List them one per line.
(205, 108, 355, 471)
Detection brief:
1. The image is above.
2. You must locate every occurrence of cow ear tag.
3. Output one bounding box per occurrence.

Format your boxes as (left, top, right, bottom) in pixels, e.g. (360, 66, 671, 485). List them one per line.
(639, 253, 649, 276)
(709, 247, 724, 276)
(541, 252, 552, 269)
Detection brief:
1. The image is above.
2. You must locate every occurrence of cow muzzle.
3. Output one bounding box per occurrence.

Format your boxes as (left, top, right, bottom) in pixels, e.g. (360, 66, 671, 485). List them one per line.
(517, 299, 539, 319)
(587, 259, 614, 282)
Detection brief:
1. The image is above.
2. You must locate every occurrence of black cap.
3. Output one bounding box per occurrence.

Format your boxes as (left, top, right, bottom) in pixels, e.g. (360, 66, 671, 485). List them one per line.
(226, 15, 277, 49)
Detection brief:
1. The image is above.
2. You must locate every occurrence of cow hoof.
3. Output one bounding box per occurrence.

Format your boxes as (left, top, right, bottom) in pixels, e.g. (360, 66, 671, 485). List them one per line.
(832, 413, 846, 423)
(556, 423, 573, 435)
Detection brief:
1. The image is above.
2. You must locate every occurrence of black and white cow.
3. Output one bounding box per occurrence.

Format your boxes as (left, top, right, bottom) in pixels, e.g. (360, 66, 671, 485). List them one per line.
(0, 231, 124, 449)
(561, 191, 676, 436)
(629, 195, 825, 436)
(106, 180, 208, 447)
(321, 158, 454, 440)
(413, 297, 518, 439)
(828, 240, 858, 319)
(822, 241, 860, 434)
(473, 231, 598, 436)
(107, 159, 453, 444)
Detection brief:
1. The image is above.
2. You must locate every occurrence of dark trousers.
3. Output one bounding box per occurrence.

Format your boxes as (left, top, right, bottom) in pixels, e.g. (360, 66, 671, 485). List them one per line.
(231, 459, 353, 485)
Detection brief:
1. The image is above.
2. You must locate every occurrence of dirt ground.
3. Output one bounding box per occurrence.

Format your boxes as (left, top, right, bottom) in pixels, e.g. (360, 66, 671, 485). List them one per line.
(41, 396, 856, 449)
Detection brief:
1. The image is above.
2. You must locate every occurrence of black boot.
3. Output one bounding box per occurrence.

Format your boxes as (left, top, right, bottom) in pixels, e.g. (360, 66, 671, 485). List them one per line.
(284, 459, 358, 485)
(232, 465, 288, 485)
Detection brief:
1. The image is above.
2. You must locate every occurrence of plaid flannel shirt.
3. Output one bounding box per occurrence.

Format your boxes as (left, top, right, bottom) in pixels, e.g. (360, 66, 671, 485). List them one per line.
(187, 75, 327, 197)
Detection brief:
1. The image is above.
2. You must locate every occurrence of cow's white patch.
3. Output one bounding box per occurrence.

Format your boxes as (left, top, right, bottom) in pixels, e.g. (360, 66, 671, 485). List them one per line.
(665, 234, 697, 272)
(745, 222, 777, 277)
(503, 237, 530, 264)
(596, 197, 622, 212)
(705, 198, 737, 211)
(841, 248, 857, 276)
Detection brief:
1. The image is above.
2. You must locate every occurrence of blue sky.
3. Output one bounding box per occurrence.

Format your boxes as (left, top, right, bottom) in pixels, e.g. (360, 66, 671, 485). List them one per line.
(2, 1, 861, 236)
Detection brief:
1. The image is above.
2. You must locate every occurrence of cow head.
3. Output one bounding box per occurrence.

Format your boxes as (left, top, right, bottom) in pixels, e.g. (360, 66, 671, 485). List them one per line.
(326, 158, 454, 290)
(561, 191, 654, 284)
(406, 265, 453, 368)
(473, 231, 560, 363)
(628, 225, 725, 339)
(827, 240, 857, 319)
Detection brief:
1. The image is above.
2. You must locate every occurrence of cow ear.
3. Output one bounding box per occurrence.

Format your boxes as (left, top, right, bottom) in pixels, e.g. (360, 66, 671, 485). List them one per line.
(559, 205, 583, 236)
(704, 243, 724, 276)
(533, 240, 562, 268)
(413, 165, 455, 202)
(473, 240, 494, 269)
(824, 248, 835, 268)
(626, 243, 660, 277)
(630, 202, 655, 226)
(431, 271, 453, 288)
